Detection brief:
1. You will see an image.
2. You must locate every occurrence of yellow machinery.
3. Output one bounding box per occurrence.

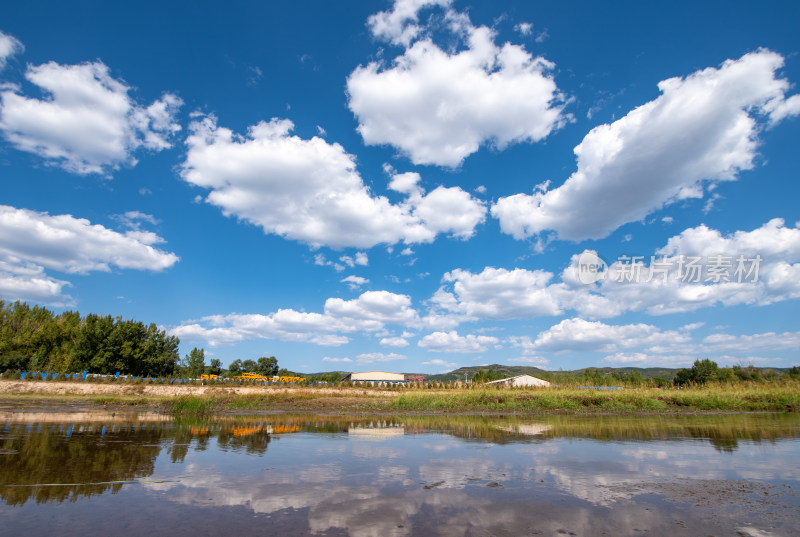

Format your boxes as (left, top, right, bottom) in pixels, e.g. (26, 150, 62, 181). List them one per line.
(279, 376, 306, 383)
(231, 372, 270, 382)
(200, 374, 219, 381)
(230, 372, 307, 383)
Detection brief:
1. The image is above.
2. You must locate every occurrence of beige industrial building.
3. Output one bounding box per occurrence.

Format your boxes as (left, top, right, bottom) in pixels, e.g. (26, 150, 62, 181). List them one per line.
(485, 374, 551, 388)
(342, 371, 408, 385)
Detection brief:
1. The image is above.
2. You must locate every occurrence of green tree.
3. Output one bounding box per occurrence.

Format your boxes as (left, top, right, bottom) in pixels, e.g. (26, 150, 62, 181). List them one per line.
(715, 367, 736, 384)
(208, 358, 222, 375)
(472, 369, 504, 383)
(255, 356, 279, 376)
(185, 348, 205, 378)
(673, 367, 693, 387)
(674, 359, 719, 386)
(692, 359, 719, 384)
(228, 359, 242, 375)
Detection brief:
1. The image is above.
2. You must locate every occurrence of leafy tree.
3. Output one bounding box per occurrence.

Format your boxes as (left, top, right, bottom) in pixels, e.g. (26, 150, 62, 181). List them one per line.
(693, 359, 719, 384)
(715, 367, 736, 383)
(241, 359, 257, 373)
(673, 367, 693, 387)
(472, 369, 505, 383)
(208, 358, 222, 375)
(185, 348, 205, 378)
(255, 356, 279, 376)
(674, 359, 720, 386)
(228, 359, 242, 375)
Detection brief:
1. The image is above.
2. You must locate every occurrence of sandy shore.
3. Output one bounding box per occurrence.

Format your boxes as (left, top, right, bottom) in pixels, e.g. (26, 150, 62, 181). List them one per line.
(0, 379, 398, 398)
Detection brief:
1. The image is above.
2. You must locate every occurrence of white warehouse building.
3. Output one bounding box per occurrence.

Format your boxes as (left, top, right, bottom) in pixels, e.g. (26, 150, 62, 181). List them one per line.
(485, 375, 551, 388)
(342, 371, 408, 385)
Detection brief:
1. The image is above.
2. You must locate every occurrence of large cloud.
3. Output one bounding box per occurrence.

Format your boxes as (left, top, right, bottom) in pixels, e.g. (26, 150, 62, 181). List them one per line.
(430, 219, 800, 322)
(513, 319, 798, 366)
(170, 290, 421, 347)
(0, 60, 181, 175)
(348, 2, 568, 167)
(429, 266, 614, 321)
(0, 205, 179, 305)
(526, 318, 688, 353)
(181, 115, 485, 248)
(595, 218, 800, 315)
(0, 61, 182, 175)
(492, 49, 800, 241)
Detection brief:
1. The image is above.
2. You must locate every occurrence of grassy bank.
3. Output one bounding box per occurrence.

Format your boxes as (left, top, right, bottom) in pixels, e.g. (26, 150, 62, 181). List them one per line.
(153, 384, 800, 415)
(2, 383, 798, 415)
(388, 385, 800, 413)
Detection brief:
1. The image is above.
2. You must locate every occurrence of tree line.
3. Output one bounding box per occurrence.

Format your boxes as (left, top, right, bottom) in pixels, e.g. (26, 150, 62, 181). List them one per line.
(0, 300, 180, 377)
(466, 363, 799, 388)
(673, 359, 800, 386)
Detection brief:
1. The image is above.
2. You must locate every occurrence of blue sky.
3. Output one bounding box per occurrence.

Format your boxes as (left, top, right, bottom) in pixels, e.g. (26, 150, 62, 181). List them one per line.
(1, 1, 799, 374)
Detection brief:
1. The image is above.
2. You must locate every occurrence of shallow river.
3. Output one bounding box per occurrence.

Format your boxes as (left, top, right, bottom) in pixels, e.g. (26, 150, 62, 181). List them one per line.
(1, 410, 798, 536)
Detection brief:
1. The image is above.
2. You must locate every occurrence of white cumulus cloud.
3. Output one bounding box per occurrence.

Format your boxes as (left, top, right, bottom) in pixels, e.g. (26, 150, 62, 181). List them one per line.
(418, 330, 499, 353)
(595, 218, 800, 315)
(528, 318, 688, 353)
(0, 259, 71, 306)
(171, 290, 421, 347)
(380, 336, 410, 348)
(428, 219, 800, 324)
(349, 3, 569, 167)
(492, 49, 800, 241)
(341, 275, 369, 290)
(0, 61, 181, 175)
(0, 205, 179, 305)
(181, 115, 485, 248)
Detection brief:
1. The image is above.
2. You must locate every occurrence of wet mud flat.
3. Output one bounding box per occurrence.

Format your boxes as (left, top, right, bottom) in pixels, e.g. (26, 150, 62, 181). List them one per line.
(1, 411, 799, 536)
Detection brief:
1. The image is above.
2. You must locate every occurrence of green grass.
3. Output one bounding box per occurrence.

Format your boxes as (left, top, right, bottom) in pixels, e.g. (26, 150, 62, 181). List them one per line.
(387, 385, 800, 413)
(3, 382, 798, 414)
(169, 396, 218, 415)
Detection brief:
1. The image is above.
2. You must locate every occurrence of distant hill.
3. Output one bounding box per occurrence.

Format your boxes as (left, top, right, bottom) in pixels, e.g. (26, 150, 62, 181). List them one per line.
(425, 364, 681, 382)
(428, 364, 550, 383)
(299, 365, 792, 383)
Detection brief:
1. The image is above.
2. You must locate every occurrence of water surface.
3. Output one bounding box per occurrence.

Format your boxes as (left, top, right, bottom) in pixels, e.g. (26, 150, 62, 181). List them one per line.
(1, 411, 798, 536)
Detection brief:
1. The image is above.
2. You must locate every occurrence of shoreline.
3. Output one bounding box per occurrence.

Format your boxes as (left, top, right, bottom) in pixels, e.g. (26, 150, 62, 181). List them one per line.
(1, 379, 797, 415)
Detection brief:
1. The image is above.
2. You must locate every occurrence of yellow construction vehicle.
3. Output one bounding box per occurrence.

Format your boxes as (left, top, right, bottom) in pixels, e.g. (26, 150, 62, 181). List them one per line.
(230, 372, 307, 383)
(279, 376, 306, 383)
(231, 372, 270, 382)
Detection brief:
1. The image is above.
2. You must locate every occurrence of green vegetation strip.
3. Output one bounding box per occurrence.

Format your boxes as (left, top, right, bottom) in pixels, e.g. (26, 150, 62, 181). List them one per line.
(3, 384, 798, 415)
(388, 386, 800, 413)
